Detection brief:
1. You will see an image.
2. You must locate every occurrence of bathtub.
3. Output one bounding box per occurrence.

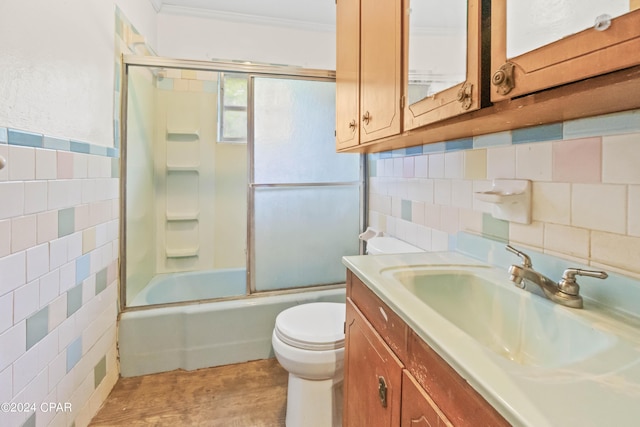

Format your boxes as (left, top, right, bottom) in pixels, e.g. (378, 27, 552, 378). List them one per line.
(128, 268, 246, 306)
(119, 286, 346, 377)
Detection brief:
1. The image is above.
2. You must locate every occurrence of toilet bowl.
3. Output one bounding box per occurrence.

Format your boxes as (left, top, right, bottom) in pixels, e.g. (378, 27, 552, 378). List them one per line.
(272, 302, 345, 427)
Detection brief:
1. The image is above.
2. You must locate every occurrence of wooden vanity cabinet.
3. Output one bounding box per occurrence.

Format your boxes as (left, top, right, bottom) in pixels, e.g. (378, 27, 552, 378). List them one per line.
(491, 3, 640, 101)
(344, 270, 510, 427)
(335, 0, 402, 150)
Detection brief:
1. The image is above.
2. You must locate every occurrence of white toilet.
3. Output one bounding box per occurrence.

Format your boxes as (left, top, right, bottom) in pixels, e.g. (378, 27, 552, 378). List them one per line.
(272, 235, 424, 427)
(272, 302, 346, 427)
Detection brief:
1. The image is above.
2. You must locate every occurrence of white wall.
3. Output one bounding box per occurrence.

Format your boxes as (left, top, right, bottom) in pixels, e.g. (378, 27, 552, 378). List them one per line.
(156, 9, 336, 69)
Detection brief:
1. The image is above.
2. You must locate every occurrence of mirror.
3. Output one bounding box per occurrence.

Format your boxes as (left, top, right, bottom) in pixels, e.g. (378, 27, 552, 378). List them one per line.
(507, 0, 633, 58)
(407, 0, 468, 106)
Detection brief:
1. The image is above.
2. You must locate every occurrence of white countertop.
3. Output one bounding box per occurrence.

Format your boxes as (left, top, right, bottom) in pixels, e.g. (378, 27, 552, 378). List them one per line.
(343, 251, 640, 427)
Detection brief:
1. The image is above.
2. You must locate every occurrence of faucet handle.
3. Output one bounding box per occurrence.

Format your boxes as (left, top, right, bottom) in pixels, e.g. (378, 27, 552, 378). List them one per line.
(559, 268, 608, 296)
(505, 245, 532, 268)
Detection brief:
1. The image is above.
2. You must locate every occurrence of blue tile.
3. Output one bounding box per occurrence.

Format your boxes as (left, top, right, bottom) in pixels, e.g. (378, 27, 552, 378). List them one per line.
(8, 129, 43, 148)
(90, 145, 108, 156)
(473, 131, 512, 148)
(445, 138, 473, 152)
(75, 254, 91, 285)
(26, 306, 49, 350)
(107, 147, 119, 158)
(401, 200, 412, 221)
(157, 77, 174, 91)
(58, 208, 75, 237)
(70, 141, 90, 154)
(0, 127, 7, 143)
(378, 151, 393, 159)
(405, 146, 423, 156)
(66, 337, 83, 373)
(564, 110, 640, 139)
(391, 148, 406, 157)
(512, 123, 563, 144)
(43, 136, 70, 151)
(368, 158, 377, 177)
(421, 142, 445, 153)
(203, 81, 218, 93)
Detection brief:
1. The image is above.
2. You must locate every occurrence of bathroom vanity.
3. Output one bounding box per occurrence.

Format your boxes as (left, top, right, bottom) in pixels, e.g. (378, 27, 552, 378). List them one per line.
(342, 252, 640, 426)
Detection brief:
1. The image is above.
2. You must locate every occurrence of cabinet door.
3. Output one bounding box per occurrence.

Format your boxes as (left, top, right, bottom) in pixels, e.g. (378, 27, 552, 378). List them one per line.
(344, 299, 403, 427)
(336, 0, 361, 150)
(491, 2, 640, 101)
(403, 0, 482, 131)
(359, 0, 402, 143)
(401, 370, 452, 427)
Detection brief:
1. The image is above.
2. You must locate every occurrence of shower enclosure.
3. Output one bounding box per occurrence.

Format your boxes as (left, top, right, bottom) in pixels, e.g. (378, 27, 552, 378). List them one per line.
(120, 56, 364, 310)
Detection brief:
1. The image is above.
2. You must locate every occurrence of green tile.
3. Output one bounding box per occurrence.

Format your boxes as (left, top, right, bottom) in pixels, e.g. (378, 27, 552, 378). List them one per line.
(67, 285, 83, 318)
(26, 306, 49, 350)
(401, 200, 412, 221)
(482, 213, 509, 242)
(96, 268, 108, 295)
(111, 158, 120, 178)
(368, 157, 377, 177)
(94, 356, 107, 388)
(21, 413, 36, 427)
(58, 208, 75, 237)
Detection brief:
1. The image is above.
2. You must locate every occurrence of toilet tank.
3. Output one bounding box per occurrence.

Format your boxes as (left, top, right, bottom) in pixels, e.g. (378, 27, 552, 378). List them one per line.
(366, 237, 424, 255)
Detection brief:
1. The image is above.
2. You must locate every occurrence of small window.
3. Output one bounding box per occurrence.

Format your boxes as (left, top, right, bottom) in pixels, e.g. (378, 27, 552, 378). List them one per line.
(218, 72, 248, 143)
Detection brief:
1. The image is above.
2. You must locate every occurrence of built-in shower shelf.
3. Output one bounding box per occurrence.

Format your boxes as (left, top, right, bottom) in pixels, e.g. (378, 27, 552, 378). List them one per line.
(166, 211, 199, 221)
(166, 164, 200, 172)
(166, 128, 199, 137)
(166, 247, 199, 258)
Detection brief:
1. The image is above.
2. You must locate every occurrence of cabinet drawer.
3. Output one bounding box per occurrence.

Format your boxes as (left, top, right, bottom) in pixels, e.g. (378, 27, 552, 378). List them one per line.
(407, 330, 509, 427)
(401, 370, 452, 427)
(347, 270, 408, 361)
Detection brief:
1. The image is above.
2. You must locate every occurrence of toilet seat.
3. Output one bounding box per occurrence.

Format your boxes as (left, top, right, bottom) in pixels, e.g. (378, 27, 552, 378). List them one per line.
(274, 302, 345, 351)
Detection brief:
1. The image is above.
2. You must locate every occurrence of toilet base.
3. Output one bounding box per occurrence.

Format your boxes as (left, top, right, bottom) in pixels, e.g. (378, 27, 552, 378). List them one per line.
(285, 373, 343, 427)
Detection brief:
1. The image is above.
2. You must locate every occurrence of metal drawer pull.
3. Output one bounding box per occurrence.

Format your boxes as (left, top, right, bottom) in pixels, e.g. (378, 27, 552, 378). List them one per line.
(378, 376, 388, 408)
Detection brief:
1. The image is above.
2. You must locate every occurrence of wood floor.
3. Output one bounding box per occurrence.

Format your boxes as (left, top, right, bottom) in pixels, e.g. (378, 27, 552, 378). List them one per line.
(90, 358, 288, 427)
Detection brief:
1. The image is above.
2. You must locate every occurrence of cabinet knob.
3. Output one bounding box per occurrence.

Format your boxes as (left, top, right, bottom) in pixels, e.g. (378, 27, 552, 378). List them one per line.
(348, 119, 357, 131)
(492, 62, 515, 96)
(362, 111, 372, 125)
(378, 376, 388, 408)
(456, 82, 473, 110)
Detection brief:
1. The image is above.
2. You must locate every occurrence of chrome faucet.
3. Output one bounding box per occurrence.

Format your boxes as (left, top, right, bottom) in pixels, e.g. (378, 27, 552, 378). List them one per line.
(505, 245, 608, 309)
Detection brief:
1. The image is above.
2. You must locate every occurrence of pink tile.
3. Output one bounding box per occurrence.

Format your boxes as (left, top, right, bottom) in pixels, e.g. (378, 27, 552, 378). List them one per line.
(403, 157, 415, 178)
(57, 152, 74, 179)
(552, 137, 601, 183)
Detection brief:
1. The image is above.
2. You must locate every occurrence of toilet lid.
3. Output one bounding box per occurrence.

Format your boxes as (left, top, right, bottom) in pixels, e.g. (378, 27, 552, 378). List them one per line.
(275, 302, 346, 351)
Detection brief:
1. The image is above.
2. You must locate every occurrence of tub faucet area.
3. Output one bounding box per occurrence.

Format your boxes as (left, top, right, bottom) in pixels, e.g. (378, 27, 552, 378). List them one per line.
(506, 245, 608, 309)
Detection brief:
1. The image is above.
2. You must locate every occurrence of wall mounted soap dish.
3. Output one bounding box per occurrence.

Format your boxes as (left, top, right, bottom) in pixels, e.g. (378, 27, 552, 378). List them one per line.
(474, 179, 531, 224)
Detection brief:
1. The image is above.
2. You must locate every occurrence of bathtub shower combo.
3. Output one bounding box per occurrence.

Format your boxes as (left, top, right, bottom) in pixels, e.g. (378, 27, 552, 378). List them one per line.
(119, 56, 363, 377)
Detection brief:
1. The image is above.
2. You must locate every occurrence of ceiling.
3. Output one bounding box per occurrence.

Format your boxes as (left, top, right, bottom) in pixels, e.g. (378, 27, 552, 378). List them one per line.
(150, 0, 337, 27)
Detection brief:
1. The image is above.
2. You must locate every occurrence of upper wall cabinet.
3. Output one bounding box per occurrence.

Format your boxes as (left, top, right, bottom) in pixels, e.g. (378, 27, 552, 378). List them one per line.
(491, 0, 640, 101)
(336, 0, 402, 150)
(403, 0, 482, 131)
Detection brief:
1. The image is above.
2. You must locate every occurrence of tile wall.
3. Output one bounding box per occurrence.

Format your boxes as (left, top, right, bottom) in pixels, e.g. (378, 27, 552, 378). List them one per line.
(0, 129, 119, 427)
(368, 109, 640, 280)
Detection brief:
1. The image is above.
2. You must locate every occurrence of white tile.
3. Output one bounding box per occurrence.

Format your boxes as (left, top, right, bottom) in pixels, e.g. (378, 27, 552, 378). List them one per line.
(0, 292, 12, 334)
(428, 153, 445, 178)
(13, 279, 39, 323)
(486, 146, 516, 179)
(0, 145, 8, 181)
(74, 153, 89, 178)
(531, 182, 571, 225)
(0, 182, 25, 220)
(543, 223, 589, 259)
(411, 201, 425, 226)
(0, 251, 26, 296)
(472, 180, 493, 213)
(602, 133, 640, 184)
(572, 184, 626, 234)
(8, 145, 35, 181)
(82, 179, 96, 204)
(49, 238, 68, 270)
(67, 232, 83, 261)
(0, 366, 12, 403)
(629, 185, 640, 237)
(414, 155, 428, 177)
(383, 158, 394, 177)
(459, 209, 483, 234)
(509, 221, 544, 249)
(57, 316, 77, 351)
(440, 206, 460, 234)
(36, 330, 58, 372)
(35, 149, 57, 180)
(11, 215, 37, 253)
(409, 179, 433, 203)
(515, 142, 552, 181)
(424, 204, 441, 229)
(451, 180, 473, 209)
(48, 294, 67, 332)
(24, 181, 48, 215)
(392, 158, 403, 177)
(416, 226, 432, 251)
(37, 210, 58, 245)
(431, 229, 449, 251)
(12, 345, 39, 394)
(39, 270, 60, 308)
(444, 151, 464, 179)
(0, 219, 10, 257)
(0, 321, 26, 372)
(48, 352, 66, 392)
(434, 179, 451, 205)
(27, 243, 49, 282)
(592, 231, 640, 275)
(59, 261, 75, 293)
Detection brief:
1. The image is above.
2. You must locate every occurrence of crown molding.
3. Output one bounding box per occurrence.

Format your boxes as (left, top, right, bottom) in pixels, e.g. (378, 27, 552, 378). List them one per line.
(158, 4, 335, 32)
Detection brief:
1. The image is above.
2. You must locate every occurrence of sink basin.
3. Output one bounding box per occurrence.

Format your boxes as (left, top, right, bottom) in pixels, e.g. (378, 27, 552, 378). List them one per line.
(390, 269, 616, 368)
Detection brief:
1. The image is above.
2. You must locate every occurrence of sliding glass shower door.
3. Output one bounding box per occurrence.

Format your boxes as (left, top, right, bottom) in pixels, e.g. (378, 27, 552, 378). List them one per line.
(250, 77, 362, 292)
